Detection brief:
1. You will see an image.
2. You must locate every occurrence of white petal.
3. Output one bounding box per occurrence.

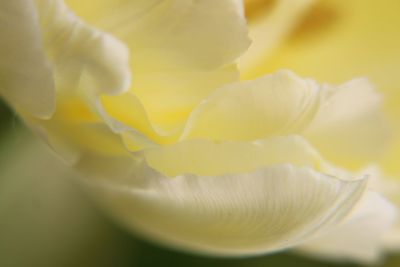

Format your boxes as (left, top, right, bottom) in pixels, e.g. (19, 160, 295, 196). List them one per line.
(35, 0, 131, 95)
(13, 0, 134, 162)
(84, 162, 367, 256)
(0, 0, 55, 118)
(66, 0, 250, 70)
(365, 167, 400, 251)
(295, 192, 397, 264)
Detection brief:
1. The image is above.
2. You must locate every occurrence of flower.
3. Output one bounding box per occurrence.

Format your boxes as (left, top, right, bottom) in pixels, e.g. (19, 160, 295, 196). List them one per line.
(0, 0, 397, 262)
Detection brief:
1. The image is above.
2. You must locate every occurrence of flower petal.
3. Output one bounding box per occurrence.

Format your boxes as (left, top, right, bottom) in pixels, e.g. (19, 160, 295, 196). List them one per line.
(130, 65, 239, 134)
(84, 161, 367, 256)
(0, 0, 55, 118)
(97, 92, 166, 149)
(35, 0, 131, 95)
(66, 0, 250, 70)
(65, 0, 250, 133)
(143, 135, 325, 177)
(98, 66, 239, 142)
(296, 192, 397, 264)
(182, 71, 387, 171)
(182, 70, 320, 141)
(12, 0, 135, 162)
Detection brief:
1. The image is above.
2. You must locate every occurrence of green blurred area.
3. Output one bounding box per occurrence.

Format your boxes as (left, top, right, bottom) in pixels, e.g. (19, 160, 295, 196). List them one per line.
(0, 99, 399, 267)
(0, 99, 14, 138)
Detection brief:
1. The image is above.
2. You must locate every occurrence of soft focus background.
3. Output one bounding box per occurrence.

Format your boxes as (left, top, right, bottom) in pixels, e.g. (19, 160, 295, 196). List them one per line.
(0, 98, 399, 267)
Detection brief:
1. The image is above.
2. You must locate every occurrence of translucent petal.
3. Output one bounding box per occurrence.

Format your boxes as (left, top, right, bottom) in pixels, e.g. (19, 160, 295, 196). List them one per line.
(182, 70, 320, 141)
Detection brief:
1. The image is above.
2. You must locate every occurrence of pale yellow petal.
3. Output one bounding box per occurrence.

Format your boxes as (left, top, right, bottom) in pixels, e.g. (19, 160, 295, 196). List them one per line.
(131, 65, 239, 134)
(143, 135, 325, 177)
(182, 70, 387, 170)
(0, 0, 55, 118)
(182, 70, 320, 141)
(98, 92, 171, 148)
(85, 161, 367, 256)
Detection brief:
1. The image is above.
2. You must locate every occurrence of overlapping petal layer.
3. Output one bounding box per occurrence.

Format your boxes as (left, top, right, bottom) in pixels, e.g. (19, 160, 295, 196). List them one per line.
(182, 71, 386, 171)
(242, 0, 400, 176)
(12, 0, 132, 163)
(0, 0, 396, 261)
(143, 135, 325, 177)
(66, 0, 251, 132)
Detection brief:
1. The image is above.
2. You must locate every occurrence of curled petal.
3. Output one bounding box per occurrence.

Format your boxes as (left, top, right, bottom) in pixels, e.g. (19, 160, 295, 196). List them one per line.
(11, 0, 134, 163)
(84, 162, 367, 256)
(35, 0, 131, 95)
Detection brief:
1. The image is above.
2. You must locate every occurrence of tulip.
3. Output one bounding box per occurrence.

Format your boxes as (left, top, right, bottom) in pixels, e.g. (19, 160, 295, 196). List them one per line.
(0, 0, 397, 263)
